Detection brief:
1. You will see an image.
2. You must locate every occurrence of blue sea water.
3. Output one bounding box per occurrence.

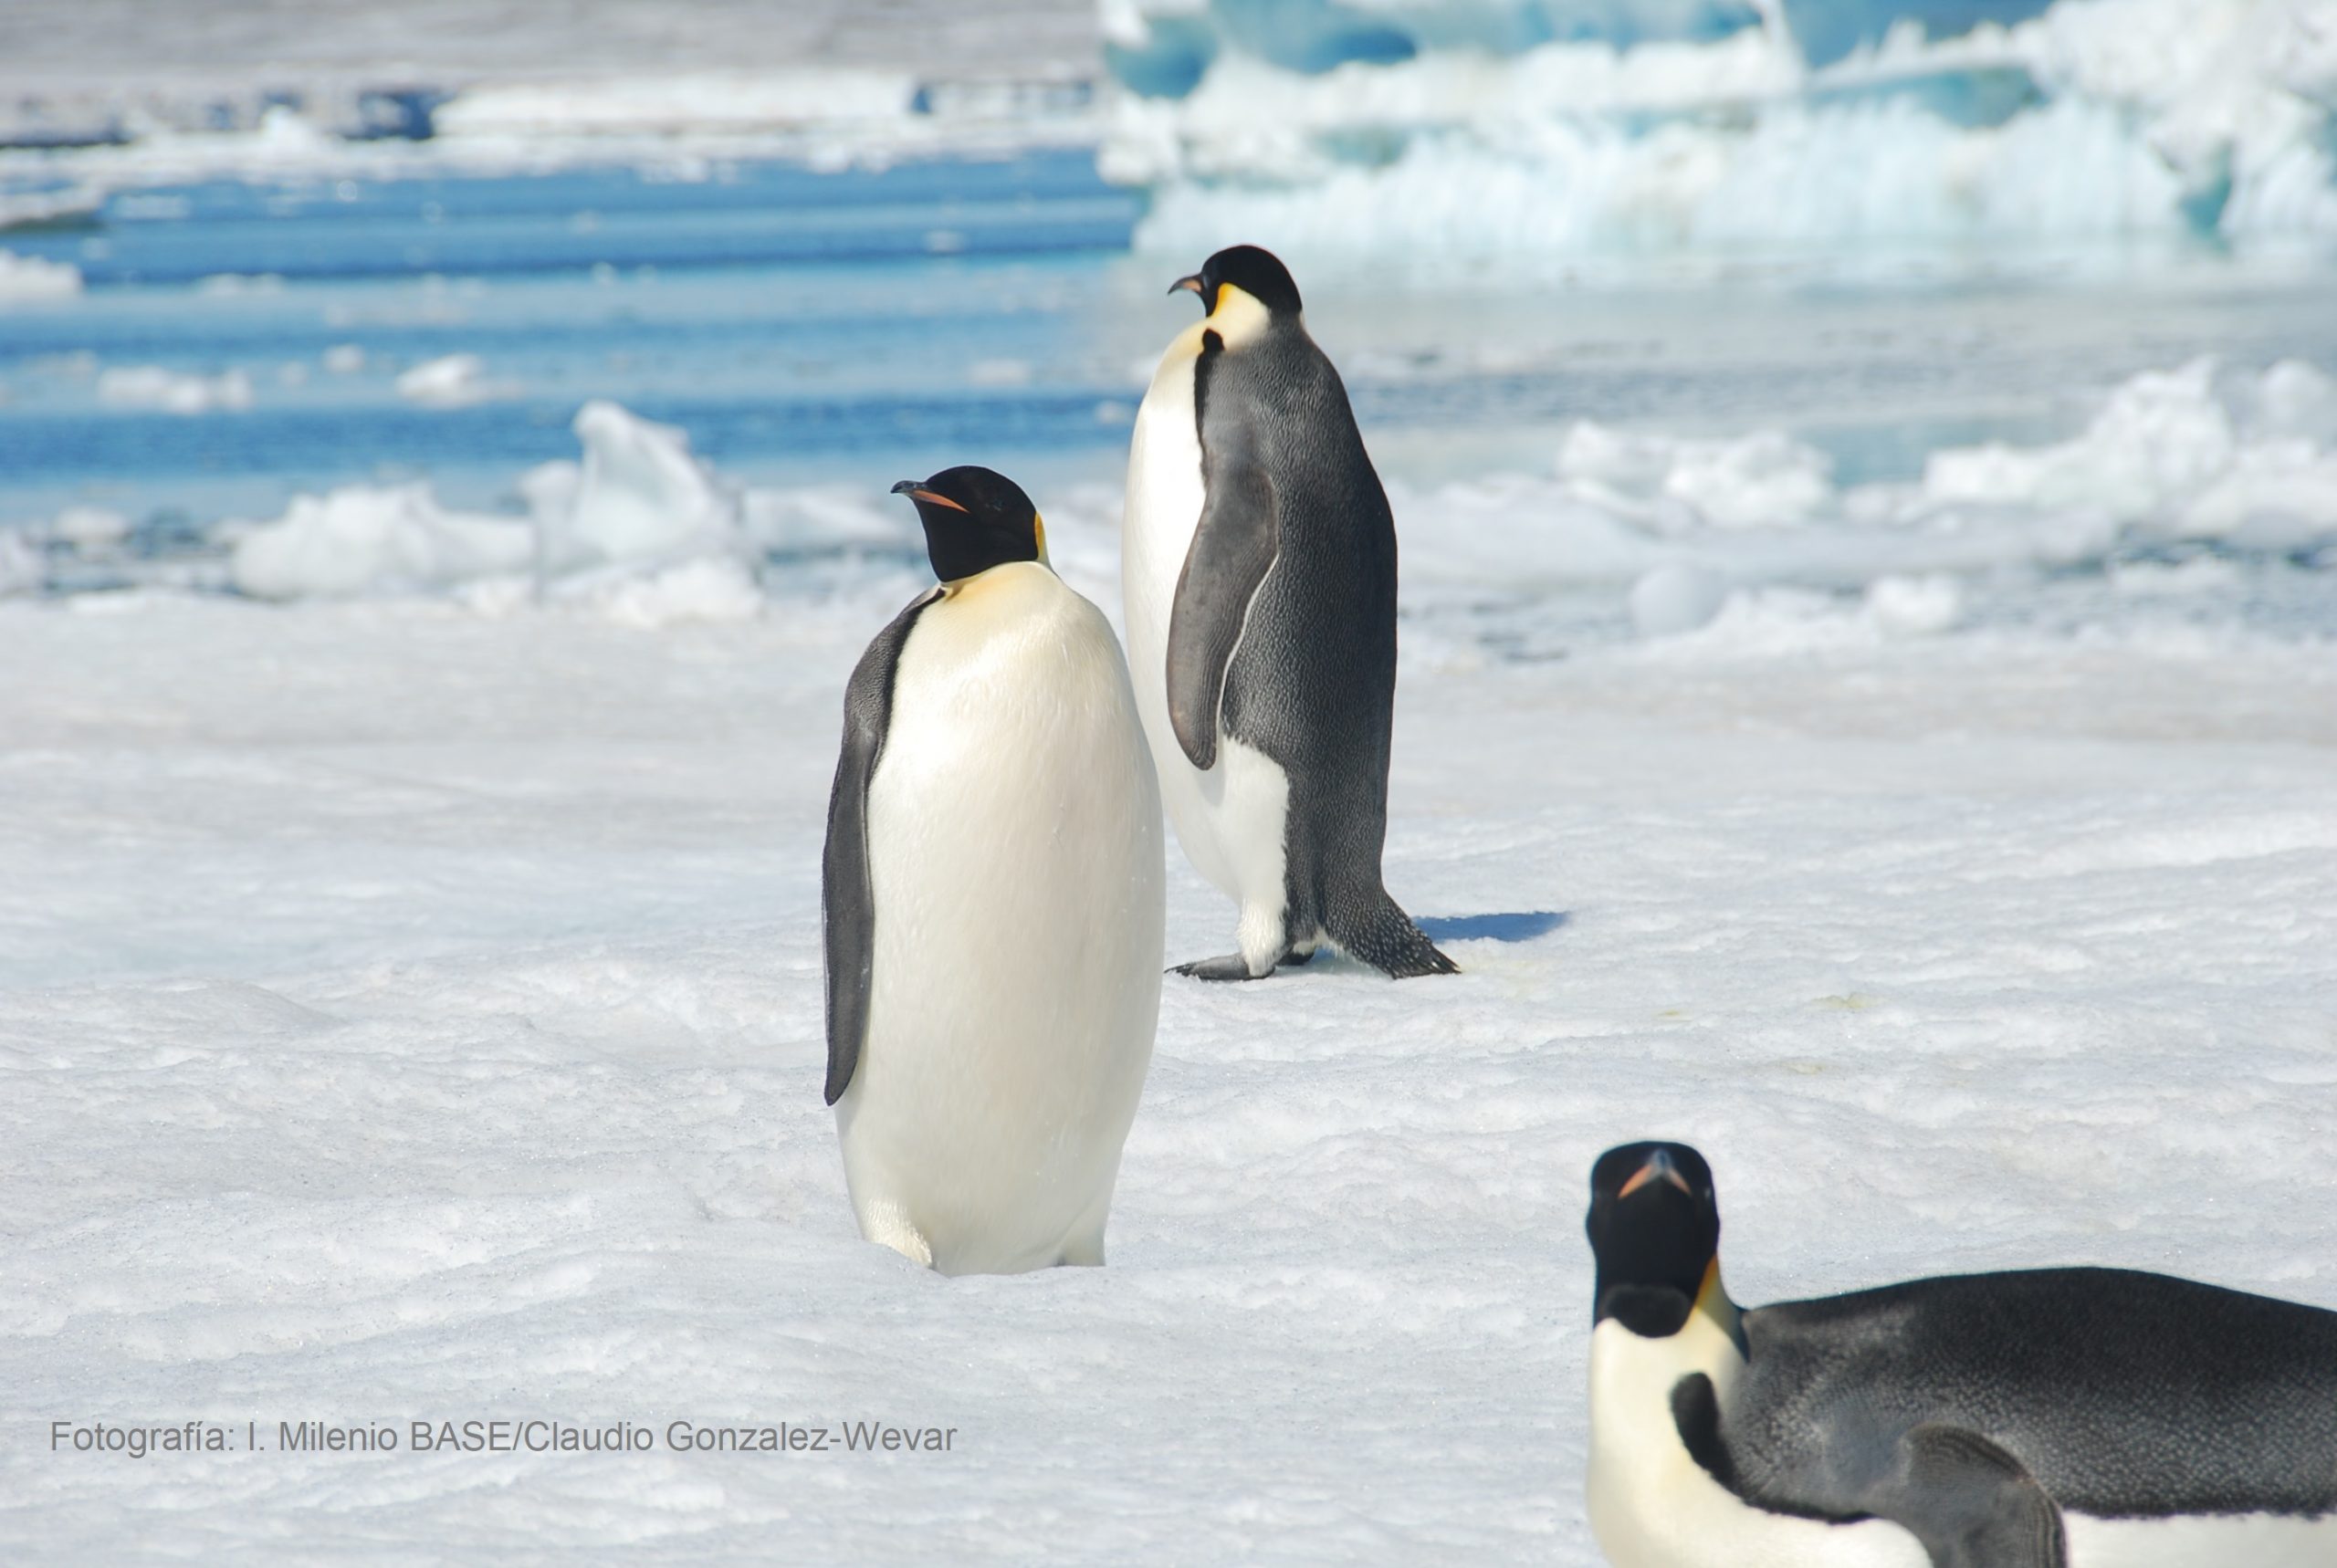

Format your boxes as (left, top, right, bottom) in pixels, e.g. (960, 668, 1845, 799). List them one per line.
(0, 152, 1155, 528)
(3, 147, 2334, 549)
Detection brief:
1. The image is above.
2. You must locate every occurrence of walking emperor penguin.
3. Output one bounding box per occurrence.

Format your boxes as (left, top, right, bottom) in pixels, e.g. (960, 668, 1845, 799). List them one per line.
(1123, 244, 1456, 982)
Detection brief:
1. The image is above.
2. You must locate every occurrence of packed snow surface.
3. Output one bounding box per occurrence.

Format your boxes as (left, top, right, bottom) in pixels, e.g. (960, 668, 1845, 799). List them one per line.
(3, 525, 2333, 1561)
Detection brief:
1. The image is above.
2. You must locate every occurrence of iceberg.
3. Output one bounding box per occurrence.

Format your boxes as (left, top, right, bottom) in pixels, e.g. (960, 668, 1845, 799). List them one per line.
(1102, 0, 2337, 261)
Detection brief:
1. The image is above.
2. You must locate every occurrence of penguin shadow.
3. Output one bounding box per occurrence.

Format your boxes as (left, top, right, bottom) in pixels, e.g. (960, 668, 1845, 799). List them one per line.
(1417, 911, 1569, 946)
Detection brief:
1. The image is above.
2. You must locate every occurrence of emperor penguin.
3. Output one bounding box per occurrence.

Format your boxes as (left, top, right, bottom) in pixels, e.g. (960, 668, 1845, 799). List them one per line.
(822, 466, 1165, 1276)
(1584, 1141, 2337, 1568)
(1123, 244, 1456, 982)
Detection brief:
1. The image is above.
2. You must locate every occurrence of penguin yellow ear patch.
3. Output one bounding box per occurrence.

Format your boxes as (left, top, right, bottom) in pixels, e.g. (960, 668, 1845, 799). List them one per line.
(1033, 513, 1049, 562)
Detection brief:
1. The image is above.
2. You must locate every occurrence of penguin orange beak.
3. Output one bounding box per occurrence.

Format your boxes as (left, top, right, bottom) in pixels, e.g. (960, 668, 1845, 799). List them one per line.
(1169, 274, 1204, 298)
(1619, 1149, 1693, 1200)
(891, 479, 967, 512)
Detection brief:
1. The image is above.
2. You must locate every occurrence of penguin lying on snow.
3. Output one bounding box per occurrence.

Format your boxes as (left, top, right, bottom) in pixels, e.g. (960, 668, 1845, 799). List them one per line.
(1584, 1141, 2337, 1568)
(822, 466, 1165, 1276)
(1123, 244, 1457, 982)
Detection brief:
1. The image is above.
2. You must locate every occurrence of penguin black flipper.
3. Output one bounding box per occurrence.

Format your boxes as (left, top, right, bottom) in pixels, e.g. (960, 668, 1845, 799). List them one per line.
(821, 587, 939, 1106)
(1165, 423, 1278, 770)
(1865, 1425, 2067, 1568)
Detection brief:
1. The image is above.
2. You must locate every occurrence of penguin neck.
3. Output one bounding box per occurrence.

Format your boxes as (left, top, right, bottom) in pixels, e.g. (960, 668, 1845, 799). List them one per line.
(1694, 1262, 1745, 1358)
(939, 559, 1050, 601)
(1590, 1260, 1751, 1437)
(1203, 284, 1278, 350)
(1597, 1259, 1746, 1357)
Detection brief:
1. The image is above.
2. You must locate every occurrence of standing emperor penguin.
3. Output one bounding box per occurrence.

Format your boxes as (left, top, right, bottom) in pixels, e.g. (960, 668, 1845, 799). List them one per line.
(1124, 244, 1456, 981)
(822, 466, 1165, 1276)
(1584, 1141, 2337, 1568)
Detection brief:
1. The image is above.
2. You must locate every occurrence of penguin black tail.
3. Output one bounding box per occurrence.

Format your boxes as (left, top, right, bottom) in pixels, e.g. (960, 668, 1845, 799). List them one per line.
(1332, 892, 1460, 980)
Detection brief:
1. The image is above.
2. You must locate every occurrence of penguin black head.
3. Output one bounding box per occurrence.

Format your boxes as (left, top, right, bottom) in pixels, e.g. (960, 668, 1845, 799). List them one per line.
(1170, 245, 1304, 320)
(891, 466, 1046, 584)
(1586, 1142, 1725, 1339)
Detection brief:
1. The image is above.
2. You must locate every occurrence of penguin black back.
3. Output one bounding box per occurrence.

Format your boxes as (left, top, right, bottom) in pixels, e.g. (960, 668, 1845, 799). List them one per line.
(1732, 1265, 2337, 1520)
(1176, 251, 1454, 979)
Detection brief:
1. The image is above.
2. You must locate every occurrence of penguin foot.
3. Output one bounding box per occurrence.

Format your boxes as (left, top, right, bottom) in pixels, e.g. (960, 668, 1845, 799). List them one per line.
(1331, 893, 1461, 979)
(1172, 954, 1271, 981)
(1276, 946, 1317, 968)
(859, 1198, 936, 1270)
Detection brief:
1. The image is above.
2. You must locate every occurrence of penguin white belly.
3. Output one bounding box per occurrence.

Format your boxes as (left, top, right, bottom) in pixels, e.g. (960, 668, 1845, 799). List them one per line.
(1124, 329, 1292, 956)
(836, 561, 1165, 1276)
(2063, 1511, 2337, 1567)
(1588, 1319, 1931, 1568)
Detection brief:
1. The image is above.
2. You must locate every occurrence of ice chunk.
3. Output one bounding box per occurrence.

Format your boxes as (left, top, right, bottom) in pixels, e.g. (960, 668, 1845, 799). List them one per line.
(229, 485, 535, 601)
(1560, 423, 1834, 530)
(1863, 571, 1964, 635)
(571, 556, 766, 629)
(548, 401, 744, 569)
(2249, 359, 2337, 444)
(394, 353, 510, 407)
(0, 528, 42, 596)
(2178, 442, 2337, 543)
(0, 249, 81, 302)
(1630, 560, 1734, 635)
(50, 506, 131, 553)
(97, 366, 256, 414)
(1921, 357, 2249, 528)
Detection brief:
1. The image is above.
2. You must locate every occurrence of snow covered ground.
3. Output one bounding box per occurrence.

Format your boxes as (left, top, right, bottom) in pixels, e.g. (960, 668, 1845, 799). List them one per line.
(4, 467, 2333, 1559)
